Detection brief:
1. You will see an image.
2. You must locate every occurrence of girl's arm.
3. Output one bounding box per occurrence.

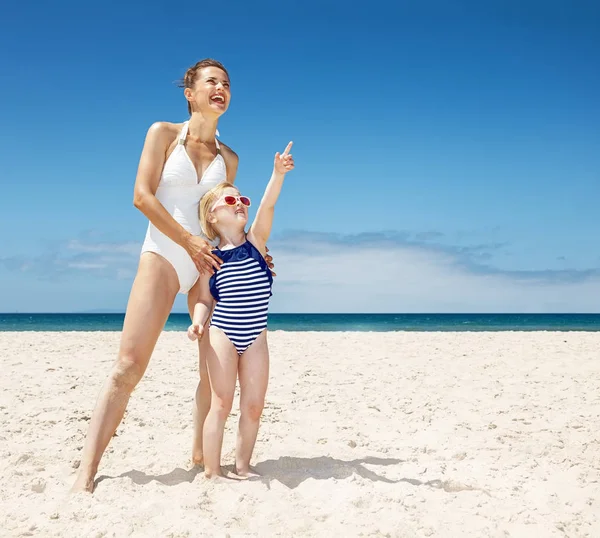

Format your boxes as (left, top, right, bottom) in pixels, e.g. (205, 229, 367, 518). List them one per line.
(187, 272, 215, 341)
(133, 122, 223, 273)
(248, 142, 295, 252)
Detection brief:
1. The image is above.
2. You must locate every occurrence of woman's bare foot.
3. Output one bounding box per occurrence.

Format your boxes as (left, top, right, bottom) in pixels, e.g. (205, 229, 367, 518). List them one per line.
(191, 453, 204, 467)
(70, 470, 96, 494)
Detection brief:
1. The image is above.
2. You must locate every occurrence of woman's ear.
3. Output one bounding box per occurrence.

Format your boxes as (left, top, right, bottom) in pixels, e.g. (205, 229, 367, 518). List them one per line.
(184, 87, 194, 106)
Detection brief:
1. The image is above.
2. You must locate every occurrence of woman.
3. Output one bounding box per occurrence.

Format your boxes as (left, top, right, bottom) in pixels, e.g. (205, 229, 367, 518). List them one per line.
(71, 58, 270, 492)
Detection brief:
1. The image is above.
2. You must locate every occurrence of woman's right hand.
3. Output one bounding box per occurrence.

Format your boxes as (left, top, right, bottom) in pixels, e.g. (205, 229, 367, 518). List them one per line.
(184, 234, 223, 274)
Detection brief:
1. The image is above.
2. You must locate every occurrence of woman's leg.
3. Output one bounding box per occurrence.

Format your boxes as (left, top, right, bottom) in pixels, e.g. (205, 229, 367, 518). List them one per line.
(71, 253, 180, 492)
(187, 284, 212, 466)
(202, 327, 238, 478)
(235, 331, 269, 477)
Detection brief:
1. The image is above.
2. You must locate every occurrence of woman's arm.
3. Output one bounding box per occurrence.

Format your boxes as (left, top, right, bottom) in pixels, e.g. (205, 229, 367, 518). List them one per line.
(248, 142, 294, 252)
(133, 122, 222, 273)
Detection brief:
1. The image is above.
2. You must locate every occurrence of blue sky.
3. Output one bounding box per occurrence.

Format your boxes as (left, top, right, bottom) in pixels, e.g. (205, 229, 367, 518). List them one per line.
(1, 1, 599, 313)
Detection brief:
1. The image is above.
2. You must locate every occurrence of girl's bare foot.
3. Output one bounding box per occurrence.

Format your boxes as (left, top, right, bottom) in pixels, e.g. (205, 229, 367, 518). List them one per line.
(204, 467, 248, 481)
(204, 466, 224, 480)
(235, 467, 260, 479)
(191, 453, 204, 467)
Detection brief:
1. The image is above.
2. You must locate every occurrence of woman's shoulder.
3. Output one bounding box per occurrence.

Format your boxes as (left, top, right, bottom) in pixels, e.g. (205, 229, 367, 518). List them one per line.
(141, 122, 189, 156)
(141, 122, 184, 151)
(146, 121, 184, 137)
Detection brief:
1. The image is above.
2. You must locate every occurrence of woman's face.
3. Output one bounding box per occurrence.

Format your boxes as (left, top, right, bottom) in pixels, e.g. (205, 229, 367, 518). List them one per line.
(186, 66, 231, 116)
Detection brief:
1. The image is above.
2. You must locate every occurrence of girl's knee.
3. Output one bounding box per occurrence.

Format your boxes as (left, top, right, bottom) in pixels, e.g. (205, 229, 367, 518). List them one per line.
(242, 399, 264, 422)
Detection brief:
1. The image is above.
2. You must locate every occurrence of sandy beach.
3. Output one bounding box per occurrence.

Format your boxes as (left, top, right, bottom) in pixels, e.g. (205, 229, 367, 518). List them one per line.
(1, 330, 599, 537)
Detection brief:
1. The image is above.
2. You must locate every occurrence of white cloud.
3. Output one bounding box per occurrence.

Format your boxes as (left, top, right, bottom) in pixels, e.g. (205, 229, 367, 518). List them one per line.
(266, 233, 600, 313)
(67, 240, 140, 256)
(116, 268, 136, 280)
(0, 238, 140, 280)
(2, 232, 599, 312)
(67, 262, 108, 270)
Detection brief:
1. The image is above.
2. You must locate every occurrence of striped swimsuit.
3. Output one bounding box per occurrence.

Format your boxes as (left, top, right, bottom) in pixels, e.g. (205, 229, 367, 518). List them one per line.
(209, 240, 273, 354)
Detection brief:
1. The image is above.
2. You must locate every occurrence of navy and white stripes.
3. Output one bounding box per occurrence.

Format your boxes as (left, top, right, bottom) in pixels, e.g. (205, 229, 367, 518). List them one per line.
(209, 241, 273, 354)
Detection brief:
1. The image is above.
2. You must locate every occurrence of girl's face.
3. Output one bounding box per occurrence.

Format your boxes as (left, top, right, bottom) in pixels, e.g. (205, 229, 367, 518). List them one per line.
(210, 187, 249, 230)
(185, 66, 231, 116)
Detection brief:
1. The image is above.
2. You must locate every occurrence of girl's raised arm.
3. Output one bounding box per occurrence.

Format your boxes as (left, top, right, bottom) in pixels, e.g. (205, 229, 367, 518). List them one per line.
(248, 142, 294, 252)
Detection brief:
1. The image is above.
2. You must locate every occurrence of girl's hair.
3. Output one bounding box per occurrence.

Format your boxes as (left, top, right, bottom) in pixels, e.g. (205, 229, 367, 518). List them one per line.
(177, 59, 230, 115)
(199, 182, 239, 241)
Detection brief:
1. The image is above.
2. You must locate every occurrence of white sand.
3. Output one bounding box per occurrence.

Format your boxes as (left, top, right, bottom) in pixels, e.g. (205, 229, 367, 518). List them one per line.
(1, 330, 599, 537)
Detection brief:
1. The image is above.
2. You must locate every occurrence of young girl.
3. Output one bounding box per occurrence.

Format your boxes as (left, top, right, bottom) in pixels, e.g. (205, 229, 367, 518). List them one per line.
(187, 141, 294, 478)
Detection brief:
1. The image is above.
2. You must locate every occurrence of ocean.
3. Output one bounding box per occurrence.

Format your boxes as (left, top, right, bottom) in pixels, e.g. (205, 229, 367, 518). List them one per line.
(1, 313, 599, 332)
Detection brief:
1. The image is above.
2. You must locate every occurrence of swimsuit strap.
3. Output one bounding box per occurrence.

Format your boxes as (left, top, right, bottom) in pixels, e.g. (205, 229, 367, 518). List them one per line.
(177, 121, 189, 145)
(179, 120, 221, 152)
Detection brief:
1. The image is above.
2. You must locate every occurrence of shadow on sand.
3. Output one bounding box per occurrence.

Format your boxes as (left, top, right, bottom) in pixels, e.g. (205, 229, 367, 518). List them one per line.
(95, 455, 483, 495)
(94, 455, 402, 490)
(95, 465, 203, 489)
(252, 455, 404, 489)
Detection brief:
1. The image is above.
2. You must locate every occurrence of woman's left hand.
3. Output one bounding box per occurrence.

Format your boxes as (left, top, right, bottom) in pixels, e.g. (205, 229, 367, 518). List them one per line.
(265, 245, 276, 277)
(274, 141, 294, 175)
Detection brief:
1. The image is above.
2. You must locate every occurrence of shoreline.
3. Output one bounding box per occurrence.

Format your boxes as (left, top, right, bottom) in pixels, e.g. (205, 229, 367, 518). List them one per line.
(3, 312, 600, 334)
(4, 327, 600, 334)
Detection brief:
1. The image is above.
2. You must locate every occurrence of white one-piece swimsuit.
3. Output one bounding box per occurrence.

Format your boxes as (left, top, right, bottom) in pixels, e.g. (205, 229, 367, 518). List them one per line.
(140, 121, 227, 294)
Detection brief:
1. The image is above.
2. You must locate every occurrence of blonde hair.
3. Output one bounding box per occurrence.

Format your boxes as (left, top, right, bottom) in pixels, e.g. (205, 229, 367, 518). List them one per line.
(199, 182, 240, 241)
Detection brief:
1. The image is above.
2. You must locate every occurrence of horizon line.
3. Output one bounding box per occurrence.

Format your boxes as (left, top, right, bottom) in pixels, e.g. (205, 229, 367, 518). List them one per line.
(2, 312, 600, 316)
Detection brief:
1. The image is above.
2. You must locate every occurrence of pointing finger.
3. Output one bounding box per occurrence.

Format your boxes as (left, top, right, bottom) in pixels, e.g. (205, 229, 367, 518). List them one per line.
(282, 141, 293, 156)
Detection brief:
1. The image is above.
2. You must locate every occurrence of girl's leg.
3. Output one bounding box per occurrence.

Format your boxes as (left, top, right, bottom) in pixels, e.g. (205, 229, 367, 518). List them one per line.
(202, 327, 238, 478)
(71, 253, 179, 492)
(235, 331, 269, 477)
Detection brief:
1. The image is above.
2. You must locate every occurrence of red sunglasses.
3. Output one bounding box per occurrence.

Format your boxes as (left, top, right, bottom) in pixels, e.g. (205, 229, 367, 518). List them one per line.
(222, 195, 251, 207)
